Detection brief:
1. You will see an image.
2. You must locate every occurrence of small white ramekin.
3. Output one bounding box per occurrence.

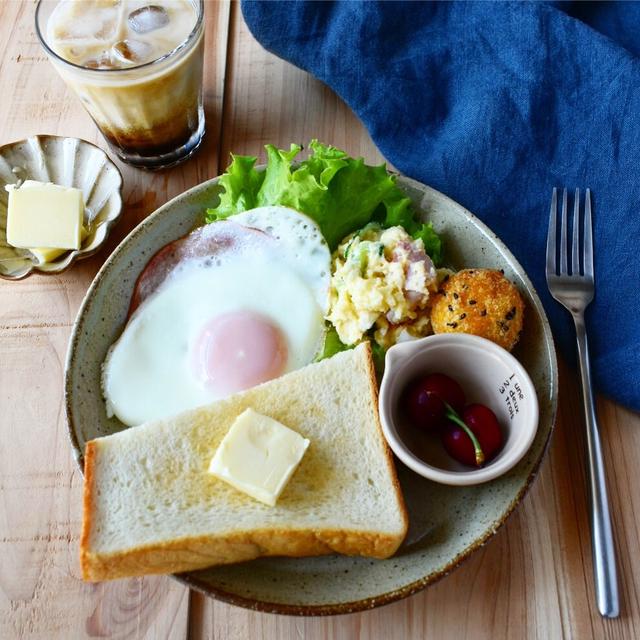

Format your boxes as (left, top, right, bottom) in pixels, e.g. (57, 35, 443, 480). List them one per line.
(379, 333, 539, 486)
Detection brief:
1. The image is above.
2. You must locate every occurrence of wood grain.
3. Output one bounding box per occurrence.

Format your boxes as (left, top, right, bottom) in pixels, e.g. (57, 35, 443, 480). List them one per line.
(0, 1, 230, 638)
(217, 2, 386, 165)
(1, 1, 640, 638)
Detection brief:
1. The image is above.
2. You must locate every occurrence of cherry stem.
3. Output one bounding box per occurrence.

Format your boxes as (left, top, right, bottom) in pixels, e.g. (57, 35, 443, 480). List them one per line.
(444, 403, 485, 466)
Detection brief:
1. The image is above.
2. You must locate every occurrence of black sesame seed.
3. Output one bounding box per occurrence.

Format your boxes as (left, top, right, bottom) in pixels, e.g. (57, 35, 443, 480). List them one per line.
(480, 309, 487, 316)
(448, 305, 453, 312)
(459, 313, 467, 319)
(446, 322, 458, 328)
(453, 292, 459, 299)
(505, 307, 516, 320)
(469, 299, 477, 305)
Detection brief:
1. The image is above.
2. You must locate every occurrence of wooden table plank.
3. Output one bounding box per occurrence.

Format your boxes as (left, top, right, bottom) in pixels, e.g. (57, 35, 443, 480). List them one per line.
(0, 325, 191, 640)
(217, 2, 386, 166)
(0, 1, 230, 638)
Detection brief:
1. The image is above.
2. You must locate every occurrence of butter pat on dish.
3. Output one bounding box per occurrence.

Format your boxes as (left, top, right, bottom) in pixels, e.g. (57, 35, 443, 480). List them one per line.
(29, 225, 89, 265)
(209, 408, 310, 506)
(6, 180, 84, 251)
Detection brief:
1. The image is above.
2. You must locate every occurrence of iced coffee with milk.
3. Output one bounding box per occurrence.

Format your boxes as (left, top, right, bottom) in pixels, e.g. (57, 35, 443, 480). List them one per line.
(36, 1, 205, 169)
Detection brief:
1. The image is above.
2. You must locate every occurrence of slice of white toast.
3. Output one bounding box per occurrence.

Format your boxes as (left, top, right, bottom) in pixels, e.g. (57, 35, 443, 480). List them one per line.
(80, 343, 408, 581)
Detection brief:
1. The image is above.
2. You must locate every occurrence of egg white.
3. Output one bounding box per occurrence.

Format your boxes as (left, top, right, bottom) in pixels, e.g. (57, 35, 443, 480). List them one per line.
(103, 238, 328, 427)
(231, 206, 331, 314)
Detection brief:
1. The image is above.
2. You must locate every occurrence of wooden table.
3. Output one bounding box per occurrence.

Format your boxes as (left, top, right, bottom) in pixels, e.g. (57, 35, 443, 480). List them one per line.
(1, 2, 639, 638)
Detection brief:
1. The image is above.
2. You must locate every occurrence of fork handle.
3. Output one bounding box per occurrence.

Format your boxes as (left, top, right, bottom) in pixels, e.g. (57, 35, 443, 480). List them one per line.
(574, 315, 620, 618)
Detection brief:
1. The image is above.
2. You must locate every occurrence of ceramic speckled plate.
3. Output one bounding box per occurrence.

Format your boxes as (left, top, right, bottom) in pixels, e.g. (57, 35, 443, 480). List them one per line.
(65, 173, 557, 615)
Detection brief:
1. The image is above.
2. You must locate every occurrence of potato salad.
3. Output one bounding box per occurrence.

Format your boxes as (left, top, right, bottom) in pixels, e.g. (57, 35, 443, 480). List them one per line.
(326, 224, 439, 348)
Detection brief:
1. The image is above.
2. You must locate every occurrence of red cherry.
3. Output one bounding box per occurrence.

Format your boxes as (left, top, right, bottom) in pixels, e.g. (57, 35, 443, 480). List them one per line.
(420, 373, 466, 413)
(463, 404, 503, 461)
(403, 381, 447, 432)
(442, 422, 478, 466)
(442, 403, 504, 467)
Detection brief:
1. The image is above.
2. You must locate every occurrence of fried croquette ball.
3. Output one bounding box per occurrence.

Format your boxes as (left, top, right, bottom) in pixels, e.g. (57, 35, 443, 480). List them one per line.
(430, 269, 524, 351)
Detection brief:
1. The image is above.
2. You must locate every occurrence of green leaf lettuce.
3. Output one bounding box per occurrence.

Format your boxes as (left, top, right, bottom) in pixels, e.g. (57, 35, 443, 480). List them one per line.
(205, 140, 442, 264)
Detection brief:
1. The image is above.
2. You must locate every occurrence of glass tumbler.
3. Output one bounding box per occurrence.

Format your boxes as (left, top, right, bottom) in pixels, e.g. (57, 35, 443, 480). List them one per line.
(35, 0, 206, 170)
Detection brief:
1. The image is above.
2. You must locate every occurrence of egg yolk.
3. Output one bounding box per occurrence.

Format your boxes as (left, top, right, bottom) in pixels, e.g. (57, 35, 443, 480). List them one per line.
(192, 311, 288, 395)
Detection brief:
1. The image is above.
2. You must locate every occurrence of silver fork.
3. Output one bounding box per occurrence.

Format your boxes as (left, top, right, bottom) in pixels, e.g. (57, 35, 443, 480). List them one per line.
(546, 188, 619, 618)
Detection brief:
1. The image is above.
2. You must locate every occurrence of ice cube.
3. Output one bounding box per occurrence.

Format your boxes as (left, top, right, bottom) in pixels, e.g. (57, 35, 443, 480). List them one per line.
(128, 5, 170, 34)
(84, 53, 118, 70)
(111, 39, 154, 65)
(53, 1, 122, 41)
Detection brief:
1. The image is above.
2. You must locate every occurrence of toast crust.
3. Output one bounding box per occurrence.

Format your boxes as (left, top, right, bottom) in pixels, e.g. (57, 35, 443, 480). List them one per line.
(80, 344, 409, 582)
(81, 525, 404, 582)
(80, 440, 97, 580)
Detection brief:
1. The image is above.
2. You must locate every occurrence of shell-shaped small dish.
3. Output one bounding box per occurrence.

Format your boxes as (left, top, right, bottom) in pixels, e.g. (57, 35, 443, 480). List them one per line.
(0, 135, 123, 280)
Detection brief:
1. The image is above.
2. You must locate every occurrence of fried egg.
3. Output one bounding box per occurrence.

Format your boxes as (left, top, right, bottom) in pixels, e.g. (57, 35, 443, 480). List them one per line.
(103, 208, 331, 427)
(231, 206, 331, 314)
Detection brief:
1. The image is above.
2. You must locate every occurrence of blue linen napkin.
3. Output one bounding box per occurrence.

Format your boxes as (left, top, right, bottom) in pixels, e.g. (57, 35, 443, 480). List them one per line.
(241, 1, 640, 411)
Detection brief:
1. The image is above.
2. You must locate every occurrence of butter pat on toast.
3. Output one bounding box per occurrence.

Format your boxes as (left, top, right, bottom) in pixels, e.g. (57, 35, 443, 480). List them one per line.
(80, 343, 408, 581)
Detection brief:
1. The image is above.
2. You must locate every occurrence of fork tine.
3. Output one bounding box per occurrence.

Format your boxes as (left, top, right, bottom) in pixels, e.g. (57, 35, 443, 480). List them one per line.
(560, 188, 568, 274)
(584, 188, 594, 278)
(546, 187, 557, 276)
(572, 188, 581, 275)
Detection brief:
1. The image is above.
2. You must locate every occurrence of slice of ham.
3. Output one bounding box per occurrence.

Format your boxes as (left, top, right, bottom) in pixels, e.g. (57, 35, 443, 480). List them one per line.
(128, 221, 273, 317)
